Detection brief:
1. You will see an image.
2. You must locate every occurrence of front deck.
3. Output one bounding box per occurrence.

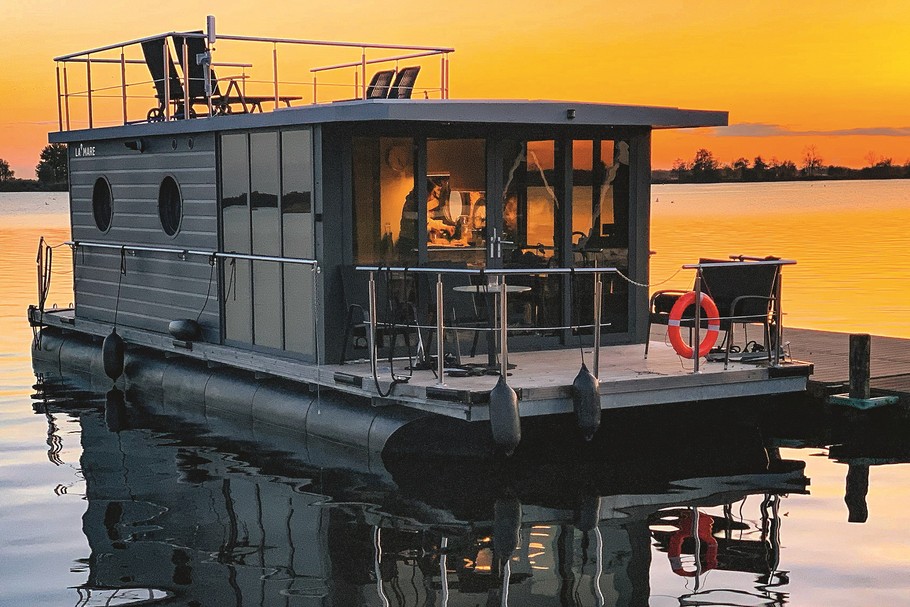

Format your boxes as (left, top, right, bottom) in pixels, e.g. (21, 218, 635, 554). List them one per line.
(31, 307, 812, 421)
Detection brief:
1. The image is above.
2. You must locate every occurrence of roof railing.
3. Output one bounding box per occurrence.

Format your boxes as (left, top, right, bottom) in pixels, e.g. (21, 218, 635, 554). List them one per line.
(54, 22, 453, 132)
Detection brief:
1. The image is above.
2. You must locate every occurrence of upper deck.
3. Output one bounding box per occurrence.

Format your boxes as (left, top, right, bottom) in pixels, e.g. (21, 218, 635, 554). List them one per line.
(49, 22, 727, 143)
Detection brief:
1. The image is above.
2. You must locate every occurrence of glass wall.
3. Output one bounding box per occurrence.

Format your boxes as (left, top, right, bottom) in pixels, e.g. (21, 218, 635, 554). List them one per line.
(502, 140, 558, 267)
(221, 133, 252, 344)
(425, 139, 486, 267)
(250, 132, 282, 348)
(352, 137, 415, 264)
(571, 138, 630, 333)
(220, 129, 315, 356)
(282, 130, 315, 355)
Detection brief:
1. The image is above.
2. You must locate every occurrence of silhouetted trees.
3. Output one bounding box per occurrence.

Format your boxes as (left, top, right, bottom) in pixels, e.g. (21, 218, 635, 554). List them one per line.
(658, 148, 910, 184)
(36, 144, 68, 185)
(0, 158, 13, 182)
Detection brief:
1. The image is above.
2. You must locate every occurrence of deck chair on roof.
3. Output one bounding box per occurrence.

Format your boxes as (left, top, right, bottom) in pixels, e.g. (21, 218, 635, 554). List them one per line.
(646, 257, 781, 368)
(366, 69, 395, 99)
(171, 32, 303, 116)
(140, 37, 185, 121)
(387, 66, 421, 99)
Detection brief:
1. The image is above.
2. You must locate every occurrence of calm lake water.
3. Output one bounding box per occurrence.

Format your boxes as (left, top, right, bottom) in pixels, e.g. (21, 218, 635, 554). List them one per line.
(2, 183, 910, 606)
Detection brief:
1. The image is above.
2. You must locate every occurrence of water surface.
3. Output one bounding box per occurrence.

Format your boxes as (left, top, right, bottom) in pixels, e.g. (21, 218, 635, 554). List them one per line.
(2, 186, 910, 606)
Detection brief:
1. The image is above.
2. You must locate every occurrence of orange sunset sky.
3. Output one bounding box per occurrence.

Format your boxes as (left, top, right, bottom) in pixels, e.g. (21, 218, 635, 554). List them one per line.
(1, 0, 908, 177)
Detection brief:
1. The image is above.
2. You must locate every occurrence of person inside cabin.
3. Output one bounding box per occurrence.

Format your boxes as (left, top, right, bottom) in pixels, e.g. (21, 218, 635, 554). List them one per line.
(398, 176, 460, 256)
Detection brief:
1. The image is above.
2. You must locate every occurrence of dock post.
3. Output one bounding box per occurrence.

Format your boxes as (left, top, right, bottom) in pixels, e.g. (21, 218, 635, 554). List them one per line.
(368, 271, 378, 380)
(500, 278, 509, 378)
(827, 332, 897, 409)
(593, 271, 602, 379)
(849, 333, 871, 400)
(693, 270, 702, 373)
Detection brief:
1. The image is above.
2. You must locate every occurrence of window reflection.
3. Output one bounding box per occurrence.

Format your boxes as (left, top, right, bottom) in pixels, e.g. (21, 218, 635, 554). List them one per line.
(501, 140, 557, 268)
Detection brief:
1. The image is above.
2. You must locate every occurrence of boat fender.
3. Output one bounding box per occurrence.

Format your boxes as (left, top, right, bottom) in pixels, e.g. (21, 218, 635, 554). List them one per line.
(102, 328, 125, 381)
(105, 387, 128, 432)
(571, 363, 601, 441)
(489, 375, 521, 456)
(168, 319, 202, 342)
(667, 291, 720, 359)
(493, 497, 522, 564)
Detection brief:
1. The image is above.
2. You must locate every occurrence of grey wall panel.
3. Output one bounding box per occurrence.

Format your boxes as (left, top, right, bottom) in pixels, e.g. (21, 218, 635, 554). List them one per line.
(70, 134, 222, 341)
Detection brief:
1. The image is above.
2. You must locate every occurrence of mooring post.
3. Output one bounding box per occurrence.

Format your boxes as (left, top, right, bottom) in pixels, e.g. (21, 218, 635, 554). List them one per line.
(849, 333, 871, 400)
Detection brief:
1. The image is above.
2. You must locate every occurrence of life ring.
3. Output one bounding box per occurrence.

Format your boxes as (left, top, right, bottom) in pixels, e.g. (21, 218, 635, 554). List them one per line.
(667, 291, 720, 359)
(667, 511, 718, 577)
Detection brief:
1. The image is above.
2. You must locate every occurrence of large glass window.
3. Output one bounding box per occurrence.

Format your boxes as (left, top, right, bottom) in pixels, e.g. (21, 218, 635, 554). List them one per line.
(281, 130, 315, 355)
(572, 138, 630, 333)
(250, 132, 282, 349)
(221, 133, 252, 344)
(502, 140, 557, 267)
(353, 137, 415, 264)
(426, 138, 486, 267)
(220, 129, 315, 354)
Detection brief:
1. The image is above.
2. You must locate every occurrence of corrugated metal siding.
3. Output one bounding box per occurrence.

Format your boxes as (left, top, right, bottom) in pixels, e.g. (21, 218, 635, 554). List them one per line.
(70, 135, 221, 341)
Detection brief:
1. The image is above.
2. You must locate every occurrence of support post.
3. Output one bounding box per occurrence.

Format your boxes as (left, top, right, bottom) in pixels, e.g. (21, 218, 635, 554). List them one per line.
(500, 278, 509, 378)
(163, 43, 171, 121)
(436, 273, 445, 386)
(120, 50, 128, 125)
(368, 271, 378, 380)
(64, 65, 71, 130)
(86, 56, 93, 129)
(182, 41, 190, 118)
(593, 271, 602, 379)
(55, 64, 63, 131)
(272, 44, 279, 108)
(849, 333, 871, 400)
(693, 269, 702, 373)
(361, 48, 367, 100)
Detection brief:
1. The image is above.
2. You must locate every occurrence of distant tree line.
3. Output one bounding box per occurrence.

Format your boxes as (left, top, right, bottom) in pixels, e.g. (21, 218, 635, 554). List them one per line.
(0, 144, 68, 192)
(654, 147, 910, 184)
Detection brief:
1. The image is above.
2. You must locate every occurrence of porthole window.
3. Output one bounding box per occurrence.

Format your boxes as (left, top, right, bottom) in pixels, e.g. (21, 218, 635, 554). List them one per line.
(91, 177, 113, 232)
(158, 176, 182, 236)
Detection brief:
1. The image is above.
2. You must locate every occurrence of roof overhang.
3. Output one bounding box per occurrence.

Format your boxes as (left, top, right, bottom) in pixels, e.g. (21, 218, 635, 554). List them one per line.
(49, 99, 728, 144)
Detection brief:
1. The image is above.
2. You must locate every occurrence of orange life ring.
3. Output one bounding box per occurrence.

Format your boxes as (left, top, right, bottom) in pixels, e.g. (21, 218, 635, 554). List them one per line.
(667, 291, 720, 359)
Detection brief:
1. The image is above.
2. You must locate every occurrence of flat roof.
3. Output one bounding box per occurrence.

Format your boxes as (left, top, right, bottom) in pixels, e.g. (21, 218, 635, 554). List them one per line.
(49, 99, 727, 144)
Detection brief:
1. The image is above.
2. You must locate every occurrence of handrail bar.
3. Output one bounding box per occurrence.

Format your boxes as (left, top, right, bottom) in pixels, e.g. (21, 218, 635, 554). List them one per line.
(218, 33, 453, 54)
(54, 31, 199, 62)
(311, 50, 448, 73)
(355, 265, 618, 276)
(61, 57, 253, 68)
(67, 241, 318, 266)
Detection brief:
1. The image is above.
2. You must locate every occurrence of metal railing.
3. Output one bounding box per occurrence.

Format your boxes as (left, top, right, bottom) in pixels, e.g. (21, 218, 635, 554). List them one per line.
(682, 257, 796, 372)
(66, 240, 318, 267)
(53, 22, 454, 131)
(355, 266, 618, 386)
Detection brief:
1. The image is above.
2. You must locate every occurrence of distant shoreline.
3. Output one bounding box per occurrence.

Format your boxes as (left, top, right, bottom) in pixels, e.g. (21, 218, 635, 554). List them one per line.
(651, 173, 910, 185)
(0, 179, 67, 192)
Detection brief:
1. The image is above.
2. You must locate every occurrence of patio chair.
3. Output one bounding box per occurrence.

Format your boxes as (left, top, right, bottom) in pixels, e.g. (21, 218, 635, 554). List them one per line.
(387, 66, 421, 99)
(366, 69, 396, 99)
(339, 266, 421, 364)
(140, 37, 185, 121)
(646, 258, 781, 367)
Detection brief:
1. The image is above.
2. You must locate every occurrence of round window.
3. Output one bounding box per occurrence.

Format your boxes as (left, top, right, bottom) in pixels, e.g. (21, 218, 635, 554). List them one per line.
(92, 177, 113, 232)
(158, 176, 182, 236)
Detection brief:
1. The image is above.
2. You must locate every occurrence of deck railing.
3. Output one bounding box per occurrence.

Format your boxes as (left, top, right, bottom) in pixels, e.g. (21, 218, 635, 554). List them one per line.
(354, 266, 618, 386)
(53, 21, 453, 131)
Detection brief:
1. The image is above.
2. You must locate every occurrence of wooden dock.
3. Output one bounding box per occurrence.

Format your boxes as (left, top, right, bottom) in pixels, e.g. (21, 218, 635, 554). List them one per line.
(785, 327, 910, 402)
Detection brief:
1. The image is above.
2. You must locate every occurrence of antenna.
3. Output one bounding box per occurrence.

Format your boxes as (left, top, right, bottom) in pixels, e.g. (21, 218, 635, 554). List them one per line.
(206, 15, 216, 45)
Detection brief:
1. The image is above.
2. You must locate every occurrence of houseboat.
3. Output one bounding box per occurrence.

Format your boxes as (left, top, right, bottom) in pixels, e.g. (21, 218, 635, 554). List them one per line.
(29, 18, 813, 454)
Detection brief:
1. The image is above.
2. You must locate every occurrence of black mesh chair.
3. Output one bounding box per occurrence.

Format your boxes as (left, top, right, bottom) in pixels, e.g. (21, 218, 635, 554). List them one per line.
(387, 66, 421, 99)
(339, 267, 420, 364)
(646, 258, 781, 367)
(140, 37, 185, 121)
(366, 70, 396, 99)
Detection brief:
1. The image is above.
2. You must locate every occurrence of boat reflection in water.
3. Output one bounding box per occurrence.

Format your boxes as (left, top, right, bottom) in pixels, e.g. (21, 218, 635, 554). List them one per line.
(33, 374, 810, 607)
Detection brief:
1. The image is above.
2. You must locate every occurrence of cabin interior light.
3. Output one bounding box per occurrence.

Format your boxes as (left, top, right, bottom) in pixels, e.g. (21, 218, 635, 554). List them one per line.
(124, 139, 146, 152)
